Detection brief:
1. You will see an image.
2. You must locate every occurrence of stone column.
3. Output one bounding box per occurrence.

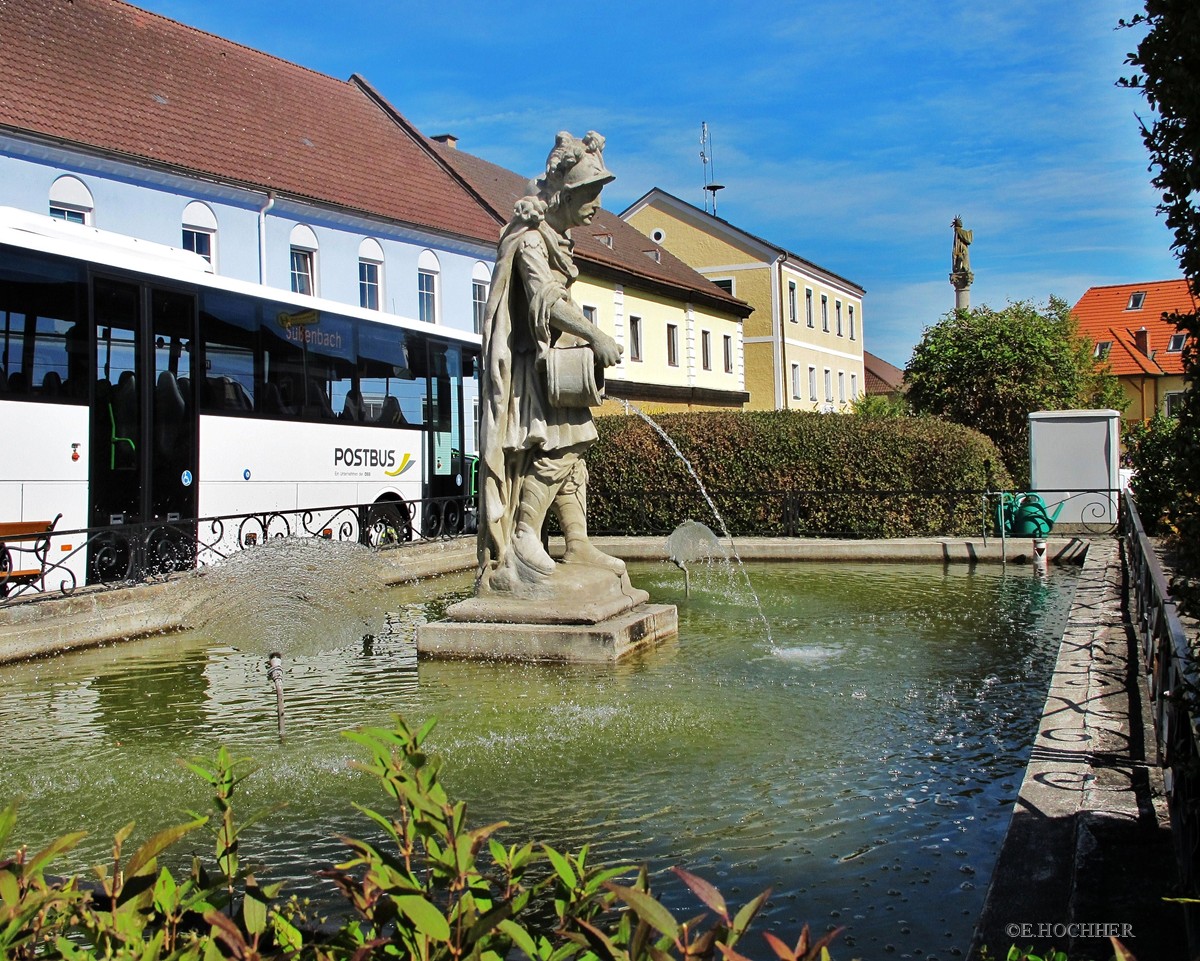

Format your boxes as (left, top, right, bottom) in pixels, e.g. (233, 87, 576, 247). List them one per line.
(951, 270, 973, 310)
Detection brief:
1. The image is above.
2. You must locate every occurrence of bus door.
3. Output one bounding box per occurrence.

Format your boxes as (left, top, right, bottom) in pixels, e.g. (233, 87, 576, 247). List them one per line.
(424, 341, 466, 535)
(89, 277, 198, 580)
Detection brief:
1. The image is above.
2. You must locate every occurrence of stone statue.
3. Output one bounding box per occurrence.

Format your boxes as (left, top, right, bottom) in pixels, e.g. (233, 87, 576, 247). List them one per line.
(476, 130, 628, 598)
(951, 216, 973, 277)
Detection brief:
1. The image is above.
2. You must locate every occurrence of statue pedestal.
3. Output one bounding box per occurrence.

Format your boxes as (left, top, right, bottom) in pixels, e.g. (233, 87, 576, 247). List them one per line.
(415, 560, 678, 662)
(416, 602, 677, 663)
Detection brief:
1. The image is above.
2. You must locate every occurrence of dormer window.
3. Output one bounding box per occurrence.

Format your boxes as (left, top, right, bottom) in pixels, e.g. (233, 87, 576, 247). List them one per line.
(593, 233, 613, 248)
(643, 249, 661, 263)
(1094, 341, 1112, 359)
(1126, 291, 1146, 310)
(1168, 333, 1187, 352)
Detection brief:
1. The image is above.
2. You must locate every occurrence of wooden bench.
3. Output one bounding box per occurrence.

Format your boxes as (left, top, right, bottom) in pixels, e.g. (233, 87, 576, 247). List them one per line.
(0, 514, 61, 597)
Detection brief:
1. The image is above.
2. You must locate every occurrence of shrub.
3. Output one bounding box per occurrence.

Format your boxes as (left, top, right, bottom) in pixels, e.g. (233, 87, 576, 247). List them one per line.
(586, 410, 1012, 538)
(1123, 415, 1179, 534)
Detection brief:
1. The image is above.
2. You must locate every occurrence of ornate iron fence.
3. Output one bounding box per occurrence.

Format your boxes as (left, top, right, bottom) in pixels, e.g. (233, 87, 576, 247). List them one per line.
(0, 493, 473, 604)
(1121, 489, 1200, 953)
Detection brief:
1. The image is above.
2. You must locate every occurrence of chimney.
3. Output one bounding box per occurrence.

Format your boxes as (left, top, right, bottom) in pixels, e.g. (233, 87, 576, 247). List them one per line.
(431, 133, 458, 149)
(1135, 326, 1151, 355)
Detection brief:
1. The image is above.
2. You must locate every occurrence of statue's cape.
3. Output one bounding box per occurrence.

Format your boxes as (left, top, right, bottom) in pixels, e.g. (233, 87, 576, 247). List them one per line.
(476, 216, 582, 582)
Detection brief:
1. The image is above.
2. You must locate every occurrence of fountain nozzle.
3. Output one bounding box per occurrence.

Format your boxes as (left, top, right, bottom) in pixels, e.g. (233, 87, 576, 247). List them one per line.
(266, 652, 285, 742)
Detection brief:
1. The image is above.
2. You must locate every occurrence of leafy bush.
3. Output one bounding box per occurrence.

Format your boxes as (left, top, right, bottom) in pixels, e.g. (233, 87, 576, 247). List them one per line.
(1123, 415, 1179, 534)
(586, 410, 1011, 538)
(903, 298, 1126, 486)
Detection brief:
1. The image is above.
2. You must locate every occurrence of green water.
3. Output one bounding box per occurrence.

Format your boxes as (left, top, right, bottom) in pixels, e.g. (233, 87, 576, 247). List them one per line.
(0, 552, 1074, 960)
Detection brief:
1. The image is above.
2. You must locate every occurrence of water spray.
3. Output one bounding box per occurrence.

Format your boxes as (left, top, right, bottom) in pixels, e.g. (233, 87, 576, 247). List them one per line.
(266, 651, 285, 743)
(631, 404, 773, 646)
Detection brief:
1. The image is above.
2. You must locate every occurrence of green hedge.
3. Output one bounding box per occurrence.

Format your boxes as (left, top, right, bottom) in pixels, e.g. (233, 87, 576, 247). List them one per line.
(585, 410, 1013, 538)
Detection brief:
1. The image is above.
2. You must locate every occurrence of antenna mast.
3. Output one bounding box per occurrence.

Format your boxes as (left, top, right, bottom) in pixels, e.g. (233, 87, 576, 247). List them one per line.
(699, 121, 724, 215)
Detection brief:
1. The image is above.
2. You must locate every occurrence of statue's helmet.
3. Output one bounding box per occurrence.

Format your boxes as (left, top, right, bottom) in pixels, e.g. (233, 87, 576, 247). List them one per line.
(538, 130, 615, 198)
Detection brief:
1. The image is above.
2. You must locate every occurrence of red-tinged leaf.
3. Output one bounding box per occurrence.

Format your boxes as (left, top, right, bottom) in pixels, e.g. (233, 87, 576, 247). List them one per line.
(715, 942, 756, 961)
(806, 926, 844, 960)
(672, 866, 728, 920)
(763, 931, 796, 961)
(605, 882, 680, 940)
(576, 916, 626, 961)
(1111, 938, 1138, 961)
(349, 936, 391, 961)
(689, 927, 718, 958)
(204, 908, 249, 955)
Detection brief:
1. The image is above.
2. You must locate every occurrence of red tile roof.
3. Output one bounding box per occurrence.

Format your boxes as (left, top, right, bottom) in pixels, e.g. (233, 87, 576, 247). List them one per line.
(1071, 280, 1196, 377)
(0, 0, 499, 244)
(430, 140, 752, 318)
(863, 351, 905, 395)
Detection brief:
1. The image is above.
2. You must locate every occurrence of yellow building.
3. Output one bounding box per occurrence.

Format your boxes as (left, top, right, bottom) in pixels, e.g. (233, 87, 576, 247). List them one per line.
(622, 189, 865, 411)
(430, 139, 752, 415)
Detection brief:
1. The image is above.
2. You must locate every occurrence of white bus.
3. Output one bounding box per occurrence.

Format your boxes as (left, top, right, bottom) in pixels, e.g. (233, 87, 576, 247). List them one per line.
(0, 207, 480, 589)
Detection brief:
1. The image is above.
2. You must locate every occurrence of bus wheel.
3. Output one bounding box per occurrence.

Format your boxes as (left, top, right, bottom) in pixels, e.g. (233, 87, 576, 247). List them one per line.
(422, 502, 443, 539)
(369, 498, 412, 546)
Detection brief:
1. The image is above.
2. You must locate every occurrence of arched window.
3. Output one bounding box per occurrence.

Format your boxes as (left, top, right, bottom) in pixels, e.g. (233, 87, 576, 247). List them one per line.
(182, 201, 218, 266)
(471, 261, 492, 333)
(289, 224, 319, 296)
(418, 249, 440, 324)
(358, 238, 385, 310)
(48, 176, 94, 224)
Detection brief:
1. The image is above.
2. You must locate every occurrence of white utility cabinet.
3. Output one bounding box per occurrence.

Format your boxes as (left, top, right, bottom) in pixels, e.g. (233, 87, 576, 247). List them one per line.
(1027, 409, 1121, 525)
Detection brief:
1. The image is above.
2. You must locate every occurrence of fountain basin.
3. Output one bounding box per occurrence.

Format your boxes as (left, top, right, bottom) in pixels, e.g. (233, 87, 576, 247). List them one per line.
(0, 556, 1080, 958)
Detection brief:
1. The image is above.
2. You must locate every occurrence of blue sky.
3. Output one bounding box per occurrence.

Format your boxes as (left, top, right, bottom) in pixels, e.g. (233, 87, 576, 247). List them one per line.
(138, 0, 1178, 367)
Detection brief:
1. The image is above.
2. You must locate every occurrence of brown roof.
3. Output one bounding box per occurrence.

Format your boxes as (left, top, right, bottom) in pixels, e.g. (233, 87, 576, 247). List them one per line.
(1071, 280, 1196, 377)
(430, 140, 751, 318)
(863, 350, 905, 395)
(0, 0, 499, 244)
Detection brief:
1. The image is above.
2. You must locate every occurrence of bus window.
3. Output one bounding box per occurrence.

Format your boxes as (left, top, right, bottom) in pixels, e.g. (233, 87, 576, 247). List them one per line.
(358, 320, 415, 426)
(0, 247, 87, 402)
(262, 306, 353, 421)
(198, 289, 257, 412)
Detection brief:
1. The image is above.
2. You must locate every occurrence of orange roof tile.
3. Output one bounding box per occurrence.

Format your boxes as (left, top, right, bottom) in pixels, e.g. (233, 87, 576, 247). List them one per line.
(0, 0, 499, 244)
(1071, 280, 1196, 377)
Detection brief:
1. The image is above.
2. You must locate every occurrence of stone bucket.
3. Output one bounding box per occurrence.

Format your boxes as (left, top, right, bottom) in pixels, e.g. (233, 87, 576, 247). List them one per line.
(547, 345, 605, 407)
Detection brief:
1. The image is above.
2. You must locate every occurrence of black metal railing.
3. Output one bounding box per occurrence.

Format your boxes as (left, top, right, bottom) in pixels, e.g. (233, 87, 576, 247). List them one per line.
(0, 493, 473, 605)
(1121, 489, 1200, 953)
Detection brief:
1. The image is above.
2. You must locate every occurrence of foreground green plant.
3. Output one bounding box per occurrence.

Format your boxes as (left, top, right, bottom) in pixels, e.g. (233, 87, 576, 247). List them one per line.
(3, 714, 1158, 960)
(24, 713, 1127, 959)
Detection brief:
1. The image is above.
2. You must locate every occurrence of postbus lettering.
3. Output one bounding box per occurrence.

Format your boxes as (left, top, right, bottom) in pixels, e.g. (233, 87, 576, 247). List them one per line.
(334, 448, 398, 468)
